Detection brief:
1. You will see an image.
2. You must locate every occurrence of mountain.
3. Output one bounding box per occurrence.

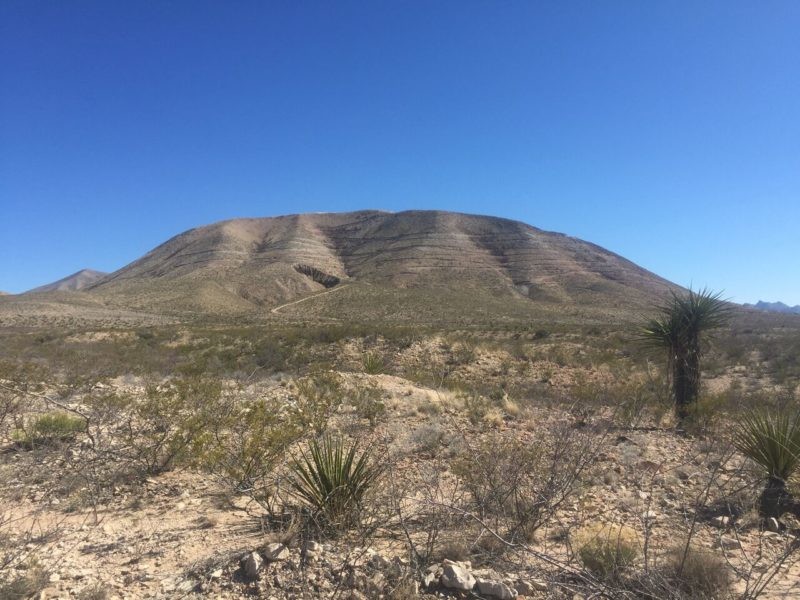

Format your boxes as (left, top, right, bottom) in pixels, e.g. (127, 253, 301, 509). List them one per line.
(27, 269, 108, 293)
(86, 210, 678, 320)
(746, 301, 800, 315)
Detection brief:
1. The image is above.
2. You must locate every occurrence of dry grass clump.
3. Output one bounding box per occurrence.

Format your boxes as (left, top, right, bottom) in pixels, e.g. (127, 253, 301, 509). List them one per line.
(659, 545, 733, 599)
(0, 560, 49, 600)
(573, 523, 640, 579)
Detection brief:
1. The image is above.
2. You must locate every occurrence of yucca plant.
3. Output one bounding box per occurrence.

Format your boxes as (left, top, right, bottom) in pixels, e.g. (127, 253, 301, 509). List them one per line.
(361, 351, 387, 375)
(733, 410, 800, 519)
(640, 288, 731, 423)
(289, 435, 381, 529)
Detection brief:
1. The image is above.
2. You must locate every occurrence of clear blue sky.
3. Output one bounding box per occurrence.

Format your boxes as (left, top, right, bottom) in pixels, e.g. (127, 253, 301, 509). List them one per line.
(1, 2, 798, 303)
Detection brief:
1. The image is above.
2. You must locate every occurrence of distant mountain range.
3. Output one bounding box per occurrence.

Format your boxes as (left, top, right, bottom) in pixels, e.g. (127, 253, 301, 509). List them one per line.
(745, 301, 800, 315)
(26, 269, 108, 293)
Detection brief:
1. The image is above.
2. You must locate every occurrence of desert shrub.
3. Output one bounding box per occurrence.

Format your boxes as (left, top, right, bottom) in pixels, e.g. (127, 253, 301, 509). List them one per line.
(293, 372, 343, 435)
(17, 411, 86, 446)
(411, 422, 449, 456)
(574, 523, 639, 580)
(683, 393, 728, 434)
(76, 583, 109, 600)
(0, 362, 47, 438)
(85, 377, 225, 476)
(362, 351, 388, 374)
(136, 378, 223, 474)
(461, 392, 491, 425)
(452, 434, 542, 530)
(0, 560, 48, 600)
(250, 337, 290, 373)
(660, 545, 732, 599)
(196, 396, 304, 502)
(33, 412, 85, 437)
(452, 424, 602, 542)
(350, 382, 386, 425)
(568, 378, 668, 429)
(289, 435, 381, 530)
(451, 342, 477, 365)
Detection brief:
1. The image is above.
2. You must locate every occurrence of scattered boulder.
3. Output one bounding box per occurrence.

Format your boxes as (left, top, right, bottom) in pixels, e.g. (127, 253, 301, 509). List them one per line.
(476, 576, 517, 599)
(242, 551, 264, 579)
(264, 542, 289, 562)
(718, 536, 741, 550)
(440, 560, 476, 591)
(712, 515, 731, 528)
(516, 578, 548, 594)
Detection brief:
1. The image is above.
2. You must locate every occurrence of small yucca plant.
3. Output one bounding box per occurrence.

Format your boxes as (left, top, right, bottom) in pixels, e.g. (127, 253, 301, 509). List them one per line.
(361, 352, 387, 375)
(289, 435, 381, 529)
(733, 410, 800, 518)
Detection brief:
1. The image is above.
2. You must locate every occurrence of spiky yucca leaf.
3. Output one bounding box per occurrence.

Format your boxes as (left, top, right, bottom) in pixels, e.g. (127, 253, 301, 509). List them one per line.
(289, 435, 381, 527)
(733, 410, 800, 482)
(639, 288, 731, 352)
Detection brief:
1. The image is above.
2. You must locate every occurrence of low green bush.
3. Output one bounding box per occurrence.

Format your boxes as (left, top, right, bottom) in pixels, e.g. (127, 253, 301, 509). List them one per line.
(16, 412, 86, 446)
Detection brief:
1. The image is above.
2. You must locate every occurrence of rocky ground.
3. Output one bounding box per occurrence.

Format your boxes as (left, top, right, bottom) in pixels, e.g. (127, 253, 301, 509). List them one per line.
(1, 324, 799, 600)
(2, 366, 800, 600)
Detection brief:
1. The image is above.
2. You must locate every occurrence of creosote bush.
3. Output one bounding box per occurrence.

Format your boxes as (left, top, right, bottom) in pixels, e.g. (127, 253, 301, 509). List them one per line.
(17, 412, 86, 446)
(452, 423, 602, 542)
(196, 396, 304, 500)
(350, 381, 386, 425)
(292, 372, 343, 435)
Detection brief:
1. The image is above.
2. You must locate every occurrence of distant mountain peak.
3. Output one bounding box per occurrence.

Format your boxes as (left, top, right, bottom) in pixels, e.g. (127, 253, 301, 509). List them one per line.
(26, 269, 108, 293)
(745, 300, 800, 315)
(88, 210, 678, 316)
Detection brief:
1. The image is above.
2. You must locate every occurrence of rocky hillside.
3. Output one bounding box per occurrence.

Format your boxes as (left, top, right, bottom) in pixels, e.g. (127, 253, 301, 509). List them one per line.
(27, 269, 108, 293)
(86, 210, 676, 318)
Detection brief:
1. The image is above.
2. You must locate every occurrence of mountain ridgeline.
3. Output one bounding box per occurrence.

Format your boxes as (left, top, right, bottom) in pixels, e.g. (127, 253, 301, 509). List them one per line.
(77, 210, 675, 318)
(27, 269, 108, 293)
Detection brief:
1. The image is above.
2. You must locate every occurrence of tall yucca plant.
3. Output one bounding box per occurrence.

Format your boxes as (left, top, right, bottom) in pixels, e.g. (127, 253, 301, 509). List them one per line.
(733, 410, 800, 519)
(640, 288, 731, 422)
(289, 435, 381, 529)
